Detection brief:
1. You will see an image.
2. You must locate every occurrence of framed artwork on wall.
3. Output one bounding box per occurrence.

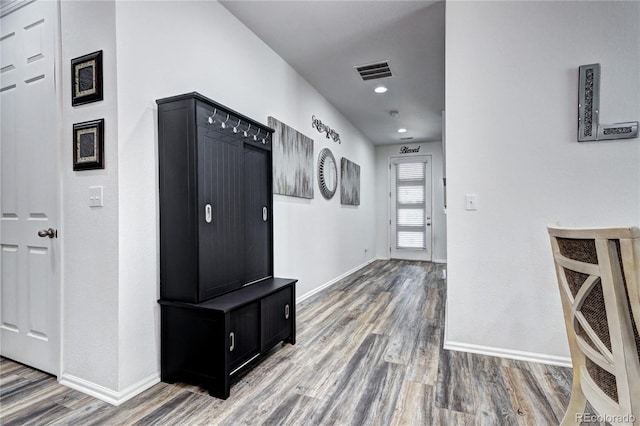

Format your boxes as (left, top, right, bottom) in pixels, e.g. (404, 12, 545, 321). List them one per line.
(268, 116, 314, 199)
(340, 157, 360, 206)
(71, 50, 103, 106)
(73, 119, 104, 171)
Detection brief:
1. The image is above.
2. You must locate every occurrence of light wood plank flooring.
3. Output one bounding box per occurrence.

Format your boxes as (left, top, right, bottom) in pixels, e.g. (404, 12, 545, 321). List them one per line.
(1, 260, 575, 425)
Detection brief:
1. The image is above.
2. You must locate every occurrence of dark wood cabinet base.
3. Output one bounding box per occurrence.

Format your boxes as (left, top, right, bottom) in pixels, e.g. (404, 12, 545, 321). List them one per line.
(160, 278, 296, 399)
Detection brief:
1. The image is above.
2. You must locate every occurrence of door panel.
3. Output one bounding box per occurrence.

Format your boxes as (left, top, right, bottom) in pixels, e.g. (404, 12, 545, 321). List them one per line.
(1, 245, 19, 331)
(260, 287, 292, 351)
(243, 146, 271, 284)
(0, 0, 60, 375)
(229, 302, 260, 371)
(390, 156, 432, 261)
(198, 127, 244, 300)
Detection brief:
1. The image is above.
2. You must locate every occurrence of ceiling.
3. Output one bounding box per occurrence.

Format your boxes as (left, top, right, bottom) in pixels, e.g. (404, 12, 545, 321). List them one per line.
(220, 1, 445, 146)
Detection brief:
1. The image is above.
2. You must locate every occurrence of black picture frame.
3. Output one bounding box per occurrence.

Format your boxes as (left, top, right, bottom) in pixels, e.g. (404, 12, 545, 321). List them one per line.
(71, 50, 103, 106)
(73, 119, 104, 171)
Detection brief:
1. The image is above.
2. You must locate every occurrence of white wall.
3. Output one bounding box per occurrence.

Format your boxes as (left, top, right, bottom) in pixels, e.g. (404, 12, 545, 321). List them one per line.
(60, 0, 120, 392)
(445, 1, 640, 363)
(55, 0, 377, 403)
(375, 142, 446, 262)
(113, 0, 376, 392)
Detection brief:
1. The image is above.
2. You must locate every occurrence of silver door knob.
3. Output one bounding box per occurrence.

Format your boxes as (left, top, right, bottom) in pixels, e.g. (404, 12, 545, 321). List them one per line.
(37, 228, 57, 238)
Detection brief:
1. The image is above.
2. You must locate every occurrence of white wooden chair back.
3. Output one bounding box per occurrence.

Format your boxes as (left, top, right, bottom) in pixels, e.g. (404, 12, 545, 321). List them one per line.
(548, 226, 640, 425)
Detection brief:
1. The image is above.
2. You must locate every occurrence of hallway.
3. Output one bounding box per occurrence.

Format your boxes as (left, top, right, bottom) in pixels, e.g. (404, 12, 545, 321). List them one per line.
(1, 260, 571, 425)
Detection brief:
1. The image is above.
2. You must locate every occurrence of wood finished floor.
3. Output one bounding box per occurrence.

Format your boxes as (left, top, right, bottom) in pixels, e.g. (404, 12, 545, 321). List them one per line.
(1, 260, 575, 425)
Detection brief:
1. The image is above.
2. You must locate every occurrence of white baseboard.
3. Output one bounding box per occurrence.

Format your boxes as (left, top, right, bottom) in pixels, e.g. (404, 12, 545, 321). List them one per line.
(296, 257, 379, 303)
(375, 256, 446, 263)
(59, 372, 160, 406)
(443, 340, 572, 368)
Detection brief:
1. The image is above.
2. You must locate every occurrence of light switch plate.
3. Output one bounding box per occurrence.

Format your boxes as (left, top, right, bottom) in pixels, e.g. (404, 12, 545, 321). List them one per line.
(89, 186, 103, 207)
(465, 194, 477, 210)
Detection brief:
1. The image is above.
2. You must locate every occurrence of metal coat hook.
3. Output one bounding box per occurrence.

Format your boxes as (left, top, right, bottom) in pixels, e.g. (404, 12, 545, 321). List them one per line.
(232, 119, 242, 133)
(253, 128, 262, 141)
(207, 108, 218, 125)
(242, 123, 252, 138)
(220, 114, 230, 129)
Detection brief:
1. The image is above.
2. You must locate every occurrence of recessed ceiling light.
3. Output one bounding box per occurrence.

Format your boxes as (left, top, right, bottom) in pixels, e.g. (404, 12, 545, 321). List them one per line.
(374, 86, 388, 94)
(398, 128, 407, 133)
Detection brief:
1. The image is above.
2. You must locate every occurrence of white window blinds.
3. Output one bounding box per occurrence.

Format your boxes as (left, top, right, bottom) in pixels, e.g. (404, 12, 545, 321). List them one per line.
(396, 162, 426, 249)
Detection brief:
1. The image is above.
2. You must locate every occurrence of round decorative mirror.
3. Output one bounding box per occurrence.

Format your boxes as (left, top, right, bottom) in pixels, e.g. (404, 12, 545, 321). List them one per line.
(318, 148, 338, 199)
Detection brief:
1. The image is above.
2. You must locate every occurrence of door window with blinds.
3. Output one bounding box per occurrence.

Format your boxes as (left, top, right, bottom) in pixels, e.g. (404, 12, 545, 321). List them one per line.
(390, 156, 432, 261)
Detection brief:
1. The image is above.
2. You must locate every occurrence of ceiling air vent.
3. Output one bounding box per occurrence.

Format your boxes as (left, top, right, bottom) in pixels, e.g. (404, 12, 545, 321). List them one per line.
(354, 61, 392, 81)
(401, 137, 414, 141)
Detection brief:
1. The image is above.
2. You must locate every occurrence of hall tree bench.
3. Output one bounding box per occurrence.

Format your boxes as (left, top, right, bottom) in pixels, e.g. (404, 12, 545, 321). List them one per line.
(156, 92, 297, 399)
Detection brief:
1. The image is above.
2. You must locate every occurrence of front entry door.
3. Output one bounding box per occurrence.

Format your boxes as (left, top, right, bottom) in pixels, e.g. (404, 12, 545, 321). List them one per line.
(0, 0, 60, 375)
(390, 156, 432, 261)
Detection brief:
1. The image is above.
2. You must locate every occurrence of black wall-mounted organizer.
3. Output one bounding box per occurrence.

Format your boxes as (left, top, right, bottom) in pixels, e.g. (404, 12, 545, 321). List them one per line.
(156, 92, 297, 399)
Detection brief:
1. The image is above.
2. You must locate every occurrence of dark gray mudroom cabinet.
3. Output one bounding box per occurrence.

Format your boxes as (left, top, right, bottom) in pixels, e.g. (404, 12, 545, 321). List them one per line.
(156, 92, 296, 399)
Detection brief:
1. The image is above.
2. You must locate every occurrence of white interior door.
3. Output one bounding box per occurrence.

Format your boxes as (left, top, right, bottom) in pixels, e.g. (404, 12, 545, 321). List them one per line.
(0, 0, 60, 375)
(390, 156, 432, 261)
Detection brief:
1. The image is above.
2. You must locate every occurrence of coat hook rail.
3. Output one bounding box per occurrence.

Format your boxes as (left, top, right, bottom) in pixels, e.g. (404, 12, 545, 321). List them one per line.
(205, 108, 271, 144)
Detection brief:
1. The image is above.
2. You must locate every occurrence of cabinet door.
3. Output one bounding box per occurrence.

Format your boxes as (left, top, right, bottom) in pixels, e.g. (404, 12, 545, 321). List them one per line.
(198, 126, 245, 301)
(229, 302, 260, 371)
(261, 287, 293, 351)
(244, 146, 272, 283)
